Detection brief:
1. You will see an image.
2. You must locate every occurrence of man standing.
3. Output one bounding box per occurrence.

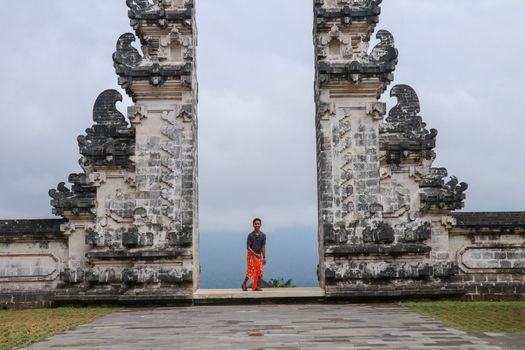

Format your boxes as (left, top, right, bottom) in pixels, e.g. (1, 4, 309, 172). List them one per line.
(242, 218, 266, 291)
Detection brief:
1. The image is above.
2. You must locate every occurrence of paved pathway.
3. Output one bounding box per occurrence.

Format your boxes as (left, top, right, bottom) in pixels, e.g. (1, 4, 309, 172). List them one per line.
(25, 304, 505, 350)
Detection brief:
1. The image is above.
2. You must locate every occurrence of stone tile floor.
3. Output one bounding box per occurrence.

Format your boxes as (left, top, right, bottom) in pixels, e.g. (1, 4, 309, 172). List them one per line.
(24, 304, 518, 350)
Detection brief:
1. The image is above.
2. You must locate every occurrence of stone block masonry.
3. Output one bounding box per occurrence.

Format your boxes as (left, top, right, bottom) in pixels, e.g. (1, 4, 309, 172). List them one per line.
(449, 212, 525, 300)
(0, 220, 67, 309)
(0, 0, 524, 306)
(315, 0, 482, 298)
(48, 0, 199, 302)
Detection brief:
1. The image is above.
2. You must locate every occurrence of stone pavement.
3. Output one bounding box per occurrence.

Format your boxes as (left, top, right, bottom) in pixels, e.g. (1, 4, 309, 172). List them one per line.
(25, 304, 508, 350)
(471, 333, 525, 350)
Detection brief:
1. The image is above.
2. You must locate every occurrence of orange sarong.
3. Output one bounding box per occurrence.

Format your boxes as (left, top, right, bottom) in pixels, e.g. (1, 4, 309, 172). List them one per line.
(246, 251, 264, 290)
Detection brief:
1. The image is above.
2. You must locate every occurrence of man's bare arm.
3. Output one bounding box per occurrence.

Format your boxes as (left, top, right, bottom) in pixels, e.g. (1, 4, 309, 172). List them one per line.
(247, 244, 261, 258)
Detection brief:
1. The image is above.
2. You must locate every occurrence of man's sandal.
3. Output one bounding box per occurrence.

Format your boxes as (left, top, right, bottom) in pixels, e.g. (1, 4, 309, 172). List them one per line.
(241, 284, 247, 291)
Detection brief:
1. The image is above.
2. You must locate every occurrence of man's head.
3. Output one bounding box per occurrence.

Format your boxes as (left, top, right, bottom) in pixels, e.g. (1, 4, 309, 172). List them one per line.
(253, 218, 262, 232)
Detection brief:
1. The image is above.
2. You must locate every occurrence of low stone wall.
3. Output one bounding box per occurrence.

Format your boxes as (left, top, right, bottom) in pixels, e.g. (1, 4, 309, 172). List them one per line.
(450, 212, 525, 300)
(2, 214, 525, 307)
(0, 219, 67, 308)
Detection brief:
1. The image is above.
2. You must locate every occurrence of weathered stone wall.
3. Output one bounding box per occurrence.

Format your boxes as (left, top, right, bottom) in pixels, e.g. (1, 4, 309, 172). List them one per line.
(0, 220, 67, 308)
(0, 1, 523, 306)
(48, 0, 199, 302)
(315, 0, 395, 294)
(312, 0, 521, 301)
(314, 0, 470, 298)
(449, 212, 525, 300)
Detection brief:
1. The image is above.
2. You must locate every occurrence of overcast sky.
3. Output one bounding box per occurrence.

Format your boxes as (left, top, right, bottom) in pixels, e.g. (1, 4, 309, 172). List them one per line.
(0, 0, 524, 236)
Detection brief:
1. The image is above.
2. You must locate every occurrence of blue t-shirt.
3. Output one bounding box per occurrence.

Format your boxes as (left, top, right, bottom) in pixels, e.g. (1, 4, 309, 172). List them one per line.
(247, 231, 266, 254)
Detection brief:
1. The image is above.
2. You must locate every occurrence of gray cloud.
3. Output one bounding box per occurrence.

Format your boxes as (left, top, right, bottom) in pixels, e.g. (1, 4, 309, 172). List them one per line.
(0, 1, 523, 234)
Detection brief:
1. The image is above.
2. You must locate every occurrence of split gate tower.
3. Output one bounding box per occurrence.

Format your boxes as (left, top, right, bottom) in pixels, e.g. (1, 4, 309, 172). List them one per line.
(2, 1, 523, 307)
(49, 0, 199, 300)
(314, 0, 467, 297)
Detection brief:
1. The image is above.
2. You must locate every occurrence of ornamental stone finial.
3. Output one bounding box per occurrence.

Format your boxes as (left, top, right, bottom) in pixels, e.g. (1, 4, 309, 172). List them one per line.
(113, 33, 143, 68)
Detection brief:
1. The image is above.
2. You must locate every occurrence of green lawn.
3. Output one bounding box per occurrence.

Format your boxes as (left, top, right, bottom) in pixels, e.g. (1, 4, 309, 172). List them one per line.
(402, 301, 525, 333)
(0, 307, 119, 350)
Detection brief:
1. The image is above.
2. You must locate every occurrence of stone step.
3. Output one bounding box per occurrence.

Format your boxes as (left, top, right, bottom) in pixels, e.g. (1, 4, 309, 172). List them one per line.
(193, 287, 325, 302)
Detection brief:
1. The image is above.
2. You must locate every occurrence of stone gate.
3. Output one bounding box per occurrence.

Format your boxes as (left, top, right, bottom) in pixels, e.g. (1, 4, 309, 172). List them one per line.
(314, 0, 465, 297)
(1, 0, 524, 307)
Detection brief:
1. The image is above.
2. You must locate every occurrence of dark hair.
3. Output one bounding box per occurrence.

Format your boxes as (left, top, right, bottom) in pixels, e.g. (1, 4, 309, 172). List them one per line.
(253, 218, 262, 225)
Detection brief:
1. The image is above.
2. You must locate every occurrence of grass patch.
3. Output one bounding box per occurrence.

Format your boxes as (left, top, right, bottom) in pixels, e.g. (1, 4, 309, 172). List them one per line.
(402, 301, 525, 333)
(0, 307, 119, 350)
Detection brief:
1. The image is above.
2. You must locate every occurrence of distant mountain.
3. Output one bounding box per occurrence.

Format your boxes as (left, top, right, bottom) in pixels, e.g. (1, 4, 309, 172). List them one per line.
(199, 228, 319, 289)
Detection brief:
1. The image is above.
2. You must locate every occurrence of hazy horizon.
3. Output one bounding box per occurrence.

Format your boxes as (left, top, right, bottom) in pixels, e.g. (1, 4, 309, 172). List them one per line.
(200, 228, 319, 288)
